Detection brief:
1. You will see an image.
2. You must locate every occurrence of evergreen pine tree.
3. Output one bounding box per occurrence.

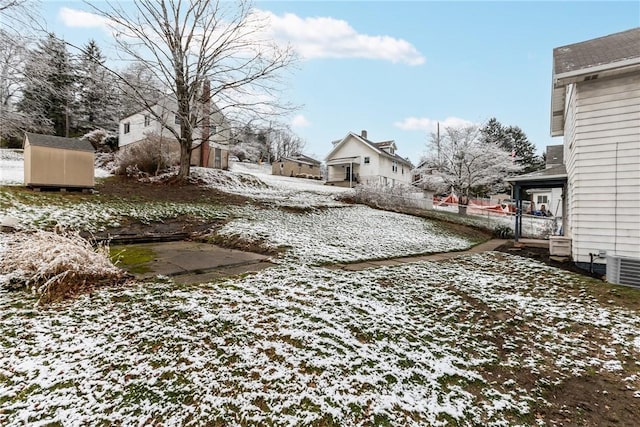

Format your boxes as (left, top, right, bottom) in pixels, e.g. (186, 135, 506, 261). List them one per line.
(18, 33, 74, 136)
(77, 40, 119, 132)
(480, 117, 544, 174)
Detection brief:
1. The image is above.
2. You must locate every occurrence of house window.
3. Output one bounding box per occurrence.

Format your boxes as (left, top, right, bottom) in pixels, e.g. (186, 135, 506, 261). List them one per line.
(537, 195, 549, 204)
(392, 160, 398, 173)
(144, 115, 150, 127)
(123, 122, 130, 134)
(364, 156, 370, 164)
(174, 114, 181, 125)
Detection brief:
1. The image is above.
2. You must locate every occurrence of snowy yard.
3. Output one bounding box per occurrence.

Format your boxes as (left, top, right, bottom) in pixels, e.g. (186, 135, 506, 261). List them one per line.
(1, 256, 639, 425)
(1, 153, 640, 425)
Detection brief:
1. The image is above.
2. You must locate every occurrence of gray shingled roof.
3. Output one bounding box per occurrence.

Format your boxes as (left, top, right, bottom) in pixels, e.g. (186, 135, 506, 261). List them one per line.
(545, 145, 564, 167)
(554, 28, 640, 75)
(26, 133, 94, 152)
(507, 164, 567, 183)
(357, 134, 413, 168)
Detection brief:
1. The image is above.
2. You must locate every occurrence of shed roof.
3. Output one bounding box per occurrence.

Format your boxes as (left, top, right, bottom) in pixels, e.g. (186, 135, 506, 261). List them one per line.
(25, 133, 94, 152)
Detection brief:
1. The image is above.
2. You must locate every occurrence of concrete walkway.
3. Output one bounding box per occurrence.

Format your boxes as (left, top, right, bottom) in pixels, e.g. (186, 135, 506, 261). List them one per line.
(115, 239, 508, 283)
(114, 241, 273, 284)
(326, 239, 508, 272)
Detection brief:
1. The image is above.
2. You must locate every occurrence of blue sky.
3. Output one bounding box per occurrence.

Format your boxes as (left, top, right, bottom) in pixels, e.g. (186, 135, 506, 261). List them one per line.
(42, 1, 640, 163)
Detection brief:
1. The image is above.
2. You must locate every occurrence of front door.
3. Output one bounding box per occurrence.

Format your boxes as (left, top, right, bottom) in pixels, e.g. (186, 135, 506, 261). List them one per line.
(345, 165, 351, 181)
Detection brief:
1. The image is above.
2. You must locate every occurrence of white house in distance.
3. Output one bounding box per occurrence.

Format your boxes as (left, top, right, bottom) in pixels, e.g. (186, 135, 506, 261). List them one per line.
(325, 130, 413, 188)
(527, 145, 565, 216)
(509, 28, 640, 286)
(119, 92, 230, 170)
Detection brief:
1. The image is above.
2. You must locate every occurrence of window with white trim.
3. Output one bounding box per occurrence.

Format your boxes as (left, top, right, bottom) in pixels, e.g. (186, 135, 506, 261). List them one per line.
(364, 156, 370, 164)
(123, 122, 130, 134)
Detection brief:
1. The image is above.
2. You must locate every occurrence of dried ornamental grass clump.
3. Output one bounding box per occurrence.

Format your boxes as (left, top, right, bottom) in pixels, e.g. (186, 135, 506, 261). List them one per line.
(0, 230, 130, 304)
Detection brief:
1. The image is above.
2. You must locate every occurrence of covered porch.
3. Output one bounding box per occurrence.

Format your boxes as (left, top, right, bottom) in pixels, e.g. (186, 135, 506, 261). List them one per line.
(325, 156, 361, 188)
(506, 165, 570, 256)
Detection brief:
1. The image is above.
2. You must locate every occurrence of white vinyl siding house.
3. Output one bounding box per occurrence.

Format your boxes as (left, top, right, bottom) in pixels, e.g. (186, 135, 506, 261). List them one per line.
(118, 96, 230, 170)
(563, 73, 640, 264)
(550, 28, 640, 278)
(326, 130, 412, 188)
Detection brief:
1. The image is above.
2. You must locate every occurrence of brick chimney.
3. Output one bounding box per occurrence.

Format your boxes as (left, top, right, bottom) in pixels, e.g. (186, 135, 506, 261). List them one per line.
(361, 129, 368, 139)
(200, 79, 211, 167)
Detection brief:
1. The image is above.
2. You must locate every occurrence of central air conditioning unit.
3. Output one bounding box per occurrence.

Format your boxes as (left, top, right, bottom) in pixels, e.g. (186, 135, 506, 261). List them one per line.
(607, 255, 640, 288)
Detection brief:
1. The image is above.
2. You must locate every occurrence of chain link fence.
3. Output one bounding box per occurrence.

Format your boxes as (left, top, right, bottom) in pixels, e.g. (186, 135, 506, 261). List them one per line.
(352, 185, 559, 239)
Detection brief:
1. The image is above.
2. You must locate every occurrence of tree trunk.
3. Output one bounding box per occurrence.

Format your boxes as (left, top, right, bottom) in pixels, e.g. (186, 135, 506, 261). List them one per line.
(177, 141, 191, 181)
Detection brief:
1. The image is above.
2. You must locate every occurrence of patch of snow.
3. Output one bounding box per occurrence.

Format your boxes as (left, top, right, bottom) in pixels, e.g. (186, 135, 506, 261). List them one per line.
(219, 204, 472, 264)
(0, 149, 24, 185)
(191, 166, 349, 209)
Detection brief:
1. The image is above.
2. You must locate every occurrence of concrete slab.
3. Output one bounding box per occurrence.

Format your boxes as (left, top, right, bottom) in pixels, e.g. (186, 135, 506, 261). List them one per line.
(367, 259, 405, 267)
(324, 239, 509, 272)
(114, 240, 272, 282)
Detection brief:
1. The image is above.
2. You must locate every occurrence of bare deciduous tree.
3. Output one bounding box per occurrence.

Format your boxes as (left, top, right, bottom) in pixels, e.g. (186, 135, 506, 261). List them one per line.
(0, 0, 41, 144)
(89, 0, 297, 180)
(416, 125, 523, 208)
(268, 124, 306, 161)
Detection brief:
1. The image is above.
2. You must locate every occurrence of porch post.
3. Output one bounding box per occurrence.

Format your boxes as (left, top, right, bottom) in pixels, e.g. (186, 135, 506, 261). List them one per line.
(350, 161, 353, 188)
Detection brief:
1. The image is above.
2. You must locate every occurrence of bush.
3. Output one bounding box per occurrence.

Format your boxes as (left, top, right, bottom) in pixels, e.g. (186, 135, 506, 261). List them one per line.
(493, 225, 514, 239)
(0, 230, 129, 304)
(114, 136, 179, 177)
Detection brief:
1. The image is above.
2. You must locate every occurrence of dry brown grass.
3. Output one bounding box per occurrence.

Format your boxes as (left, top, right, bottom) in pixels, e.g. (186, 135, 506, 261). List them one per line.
(0, 230, 130, 304)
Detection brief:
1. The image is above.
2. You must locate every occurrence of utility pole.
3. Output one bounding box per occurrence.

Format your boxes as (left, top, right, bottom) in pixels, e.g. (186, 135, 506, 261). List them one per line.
(436, 121, 441, 163)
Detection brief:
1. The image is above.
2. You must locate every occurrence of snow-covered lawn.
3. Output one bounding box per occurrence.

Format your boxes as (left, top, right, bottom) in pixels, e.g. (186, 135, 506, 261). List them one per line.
(0, 150, 25, 185)
(191, 165, 350, 209)
(1, 254, 638, 426)
(220, 204, 472, 264)
(1, 155, 639, 425)
(0, 189, 229, 233)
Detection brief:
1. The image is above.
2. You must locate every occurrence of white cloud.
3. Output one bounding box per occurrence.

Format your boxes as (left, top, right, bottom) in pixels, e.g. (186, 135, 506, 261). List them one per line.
(259, 11, 425, 66)
(58, 7, 110, 29)
(394, 116, 475, 132)
(58, 7, 425, 66)
(291, 114, 310, 128)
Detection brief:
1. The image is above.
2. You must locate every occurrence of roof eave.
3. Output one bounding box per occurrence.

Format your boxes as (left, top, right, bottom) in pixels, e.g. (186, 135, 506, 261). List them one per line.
(554, 57, 640, 84)
(507, 173, 567, 183)
(550, 58, 640, 137)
